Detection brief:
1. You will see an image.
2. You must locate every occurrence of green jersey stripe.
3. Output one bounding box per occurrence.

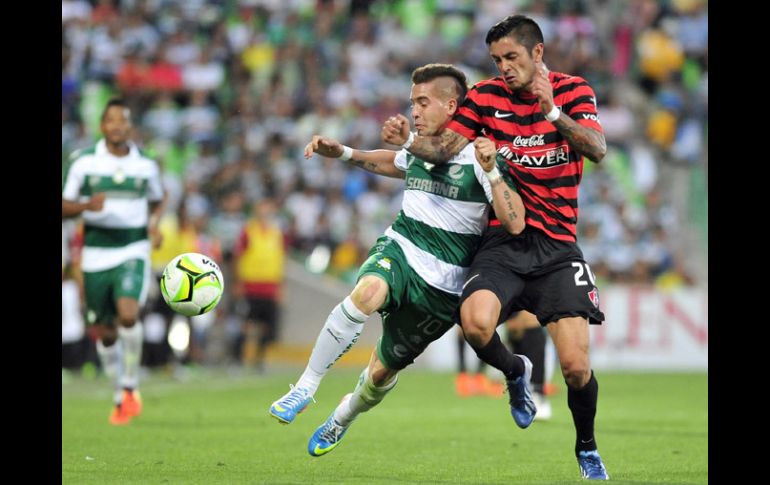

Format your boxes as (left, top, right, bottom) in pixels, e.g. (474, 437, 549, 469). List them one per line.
(390, 212, 480, 267)
(79, 175, 149, 197)
(84, 225, 148, 248)
(405, 153, 489, 204)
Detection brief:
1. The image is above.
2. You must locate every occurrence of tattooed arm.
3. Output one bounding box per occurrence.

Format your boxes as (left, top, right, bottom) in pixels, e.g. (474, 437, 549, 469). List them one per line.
(551, 115, 607, 163)
(530, 67, 607, 163)
(381, 114, 471, 165)
(490, 176, 526, 235)
(474, 138, 526, 235)
(304, 135, 404, 179)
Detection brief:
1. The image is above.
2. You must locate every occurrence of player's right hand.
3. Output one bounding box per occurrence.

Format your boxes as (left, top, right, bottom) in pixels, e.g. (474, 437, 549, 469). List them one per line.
(304, 135, 343, 159)
(88, 192, 106, 212)
(381, 114, 410, 146)
(473, 137, 497, 172)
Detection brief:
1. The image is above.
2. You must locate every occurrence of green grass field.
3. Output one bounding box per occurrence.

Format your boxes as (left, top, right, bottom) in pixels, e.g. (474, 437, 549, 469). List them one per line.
(62, 369, 707, 484)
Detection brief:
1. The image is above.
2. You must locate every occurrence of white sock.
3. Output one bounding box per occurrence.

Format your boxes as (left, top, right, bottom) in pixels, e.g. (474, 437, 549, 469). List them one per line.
(334, 367, 398, 426)
(295, 296, 367, 395)
(97, 339, 123, 405)
(96, 338, 122, 380)
(118, 322, 143, 391)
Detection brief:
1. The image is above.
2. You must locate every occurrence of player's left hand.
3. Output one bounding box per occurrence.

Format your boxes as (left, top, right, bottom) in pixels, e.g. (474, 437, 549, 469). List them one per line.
(530, 66, 555, 114)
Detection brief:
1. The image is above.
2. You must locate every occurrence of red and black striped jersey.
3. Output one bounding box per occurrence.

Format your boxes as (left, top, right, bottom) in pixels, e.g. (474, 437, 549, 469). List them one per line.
(446, 72, 602, 242)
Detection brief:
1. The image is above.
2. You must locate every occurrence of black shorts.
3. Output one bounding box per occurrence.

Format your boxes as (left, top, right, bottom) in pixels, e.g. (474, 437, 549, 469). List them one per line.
(242, 297, 278, 326)
(238, 296, 280, 344)
(460, 226, 605, 326)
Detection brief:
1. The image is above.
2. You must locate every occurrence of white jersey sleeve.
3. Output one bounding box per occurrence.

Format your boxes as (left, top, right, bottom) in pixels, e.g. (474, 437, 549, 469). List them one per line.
(393, 149, 409, 172)
(62, 157, 84, 201)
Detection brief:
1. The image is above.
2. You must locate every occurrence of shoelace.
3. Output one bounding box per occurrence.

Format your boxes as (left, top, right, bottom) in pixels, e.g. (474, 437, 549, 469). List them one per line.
(580, 453, 606, 477)
(506, 378, 535, 411)
(280, 384, 316, 408)
(319, 418, 343, 443)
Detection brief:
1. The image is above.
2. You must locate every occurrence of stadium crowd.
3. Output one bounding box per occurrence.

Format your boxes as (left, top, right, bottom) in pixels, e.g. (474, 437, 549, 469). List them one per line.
(62, 0, 707, 368)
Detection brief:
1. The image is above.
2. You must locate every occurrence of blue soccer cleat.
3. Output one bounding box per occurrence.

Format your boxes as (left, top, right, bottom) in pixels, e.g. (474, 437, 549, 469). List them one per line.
(505, 354, 537, 428)
(577, 450, 610, 480)
(269, 385, 313, 424)
(307, 395, 353, 457)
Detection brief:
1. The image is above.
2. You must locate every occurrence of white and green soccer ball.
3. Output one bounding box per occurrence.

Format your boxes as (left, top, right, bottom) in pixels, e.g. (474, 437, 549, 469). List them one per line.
(160, 252, 224, 317)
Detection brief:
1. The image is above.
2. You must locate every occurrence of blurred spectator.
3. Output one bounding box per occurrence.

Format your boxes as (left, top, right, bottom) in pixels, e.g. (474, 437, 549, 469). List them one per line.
(233, 198, 286, 371)
(62, 0, 708, 370)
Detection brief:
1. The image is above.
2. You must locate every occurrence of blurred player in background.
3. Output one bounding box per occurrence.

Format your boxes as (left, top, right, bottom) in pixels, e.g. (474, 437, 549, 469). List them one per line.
(383, 15, 609, 479)
(455, 325, 503, 398)
(62, 98, 165, 425)
(268, 64, 527, 457)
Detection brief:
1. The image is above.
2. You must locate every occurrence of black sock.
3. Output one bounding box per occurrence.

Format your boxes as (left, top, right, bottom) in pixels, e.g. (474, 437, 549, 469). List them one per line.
(457, 335, 466, 373)
(470, 332, 524, 379)
(568, 370, 599, 454)
(519, 328, 546, 394)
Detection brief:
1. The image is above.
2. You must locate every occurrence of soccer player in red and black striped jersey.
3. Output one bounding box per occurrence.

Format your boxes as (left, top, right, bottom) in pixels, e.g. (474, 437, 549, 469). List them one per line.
(382, 14, 610, 480)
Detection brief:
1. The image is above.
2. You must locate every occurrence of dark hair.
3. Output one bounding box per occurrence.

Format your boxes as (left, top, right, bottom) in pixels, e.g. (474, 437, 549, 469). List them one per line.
(411, 63, 468, 104)
(485, 15, 544, 52)
(101, 98, 130, 121)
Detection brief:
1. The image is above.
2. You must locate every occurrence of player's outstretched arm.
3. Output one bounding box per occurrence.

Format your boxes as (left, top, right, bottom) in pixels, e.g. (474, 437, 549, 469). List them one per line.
(304, 135, 404, 179)
(475, 138, 526, 235)
(381, 114, 470, 165)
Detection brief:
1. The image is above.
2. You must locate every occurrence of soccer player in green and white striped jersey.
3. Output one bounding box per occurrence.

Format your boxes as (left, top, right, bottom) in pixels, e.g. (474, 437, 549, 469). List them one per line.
(62, 98, 165, 425)
(268, 64, 527, 457)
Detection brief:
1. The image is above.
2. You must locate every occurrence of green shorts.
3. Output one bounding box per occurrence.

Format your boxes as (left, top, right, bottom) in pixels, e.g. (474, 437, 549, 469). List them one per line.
(358, 236, 459, 370)
(83, 259, 148, 325)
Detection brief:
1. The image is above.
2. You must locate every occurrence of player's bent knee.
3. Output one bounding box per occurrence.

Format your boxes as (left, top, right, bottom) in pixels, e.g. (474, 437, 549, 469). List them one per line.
(100, 327, 118, 346)
(560, 360, 591, 388)
(116, 315, 138, 328)
(460, 300, 497, 342)
(460, 318, 495, 348)
(351, 276, 387, 314)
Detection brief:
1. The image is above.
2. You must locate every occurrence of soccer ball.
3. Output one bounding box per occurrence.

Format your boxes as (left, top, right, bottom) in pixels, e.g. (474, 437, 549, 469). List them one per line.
(160, 252, 224, 317)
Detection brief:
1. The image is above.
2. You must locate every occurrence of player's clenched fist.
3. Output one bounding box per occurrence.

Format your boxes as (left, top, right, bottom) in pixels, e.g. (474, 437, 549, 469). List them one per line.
(381, 114, 410, 146)
(473, 137, 497, 172)
(530, 67, 555, 114)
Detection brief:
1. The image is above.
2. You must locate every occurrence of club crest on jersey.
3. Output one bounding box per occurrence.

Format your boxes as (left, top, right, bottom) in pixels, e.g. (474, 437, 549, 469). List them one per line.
(376, 258, 392, 271)
(588, 289, 599, 308)
(423, 161, 435, 171)
(112, 168, 126, 184)
(448, 164, 464, 180)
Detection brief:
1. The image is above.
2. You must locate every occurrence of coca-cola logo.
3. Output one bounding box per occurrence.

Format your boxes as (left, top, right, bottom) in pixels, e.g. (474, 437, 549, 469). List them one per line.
(512, 134, 545, 147)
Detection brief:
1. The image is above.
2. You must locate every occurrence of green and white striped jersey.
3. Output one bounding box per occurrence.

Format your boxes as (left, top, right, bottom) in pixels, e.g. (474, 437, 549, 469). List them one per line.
(62, 139, 164, 272)
(386, 144, 493, 295)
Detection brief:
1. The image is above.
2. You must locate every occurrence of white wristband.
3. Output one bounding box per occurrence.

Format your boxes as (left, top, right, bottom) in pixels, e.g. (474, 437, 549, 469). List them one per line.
(340, 145, 353, 161)
(402, 131, 415, 150)
(544, 105, 560, 122)
(485, 166, 502, 182)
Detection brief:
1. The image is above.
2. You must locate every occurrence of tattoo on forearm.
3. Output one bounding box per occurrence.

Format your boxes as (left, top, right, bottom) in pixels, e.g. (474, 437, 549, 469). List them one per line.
(504, 189, 517, 221)
(553, 116, 606, 162)
(408, 131, 467, 164)
(352, 159, 380, 173)
(494, 185, 518, 224)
